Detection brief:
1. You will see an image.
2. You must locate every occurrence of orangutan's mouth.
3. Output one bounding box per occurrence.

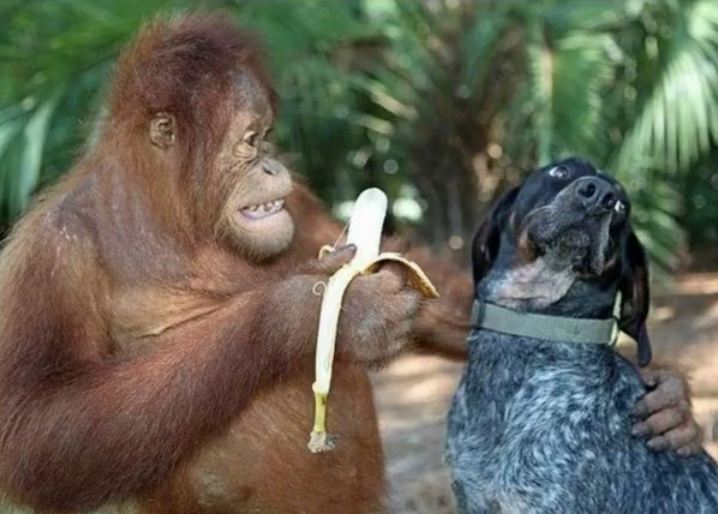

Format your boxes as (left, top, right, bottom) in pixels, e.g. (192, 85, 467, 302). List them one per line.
(240, 199, 286, 220)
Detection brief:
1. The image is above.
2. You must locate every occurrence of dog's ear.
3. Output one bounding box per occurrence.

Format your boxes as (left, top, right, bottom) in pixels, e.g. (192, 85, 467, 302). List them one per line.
(618, 230, 651, 367)
(472, 187, 519, 284)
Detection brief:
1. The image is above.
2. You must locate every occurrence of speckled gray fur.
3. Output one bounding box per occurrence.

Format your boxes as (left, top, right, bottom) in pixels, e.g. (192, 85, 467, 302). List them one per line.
(447, 328, 718, 513)
(446, 269, 718, 514)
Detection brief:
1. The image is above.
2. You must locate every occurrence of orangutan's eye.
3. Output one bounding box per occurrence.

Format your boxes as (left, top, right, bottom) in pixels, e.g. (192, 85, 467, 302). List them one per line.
(243, 131, 258, 148)
(548, 166, 570, 179)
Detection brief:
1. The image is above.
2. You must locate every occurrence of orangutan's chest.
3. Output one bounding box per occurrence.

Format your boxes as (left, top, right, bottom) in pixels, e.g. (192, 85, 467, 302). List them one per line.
(179, 362, 386, 513)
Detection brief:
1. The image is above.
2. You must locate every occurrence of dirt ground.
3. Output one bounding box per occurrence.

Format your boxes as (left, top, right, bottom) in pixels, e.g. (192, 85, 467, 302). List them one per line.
(373, 271, 718, 514)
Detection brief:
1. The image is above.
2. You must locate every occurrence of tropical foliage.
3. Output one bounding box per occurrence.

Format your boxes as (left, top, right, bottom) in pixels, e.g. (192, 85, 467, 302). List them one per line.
(1, 0, 718, 268)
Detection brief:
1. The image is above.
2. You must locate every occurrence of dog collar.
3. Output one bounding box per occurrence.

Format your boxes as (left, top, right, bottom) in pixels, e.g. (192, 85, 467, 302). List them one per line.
(471, 300, 619, 345)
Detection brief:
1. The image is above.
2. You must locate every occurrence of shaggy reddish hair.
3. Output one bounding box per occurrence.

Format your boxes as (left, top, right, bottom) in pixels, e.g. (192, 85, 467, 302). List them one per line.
(108, 13, 278, 129)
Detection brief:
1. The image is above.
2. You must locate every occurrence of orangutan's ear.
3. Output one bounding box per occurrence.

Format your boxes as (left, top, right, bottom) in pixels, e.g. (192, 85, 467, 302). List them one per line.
(150, 112, 176, 149)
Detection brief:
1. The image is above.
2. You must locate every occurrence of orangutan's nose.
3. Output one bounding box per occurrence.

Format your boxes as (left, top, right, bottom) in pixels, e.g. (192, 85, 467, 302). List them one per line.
(262, 158, 286, 177)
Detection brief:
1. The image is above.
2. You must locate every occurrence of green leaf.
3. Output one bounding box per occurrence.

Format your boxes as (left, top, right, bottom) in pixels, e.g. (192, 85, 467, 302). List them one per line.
(15, 93, 61, 210)
(615, 0, 718, 174)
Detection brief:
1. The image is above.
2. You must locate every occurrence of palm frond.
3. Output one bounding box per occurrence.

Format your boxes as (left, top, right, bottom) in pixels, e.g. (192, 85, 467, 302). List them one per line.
(0, 0, 184, 221)
(549, 32, 615, 161)
(525, 17, 555, 164)
(615, 0, 718, 175)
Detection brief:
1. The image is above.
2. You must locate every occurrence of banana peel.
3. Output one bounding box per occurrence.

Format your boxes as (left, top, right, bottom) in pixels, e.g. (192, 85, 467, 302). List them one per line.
(318, 245, 439, 298)
(365, 253, 439, 299)
(308, 246, 438, 453)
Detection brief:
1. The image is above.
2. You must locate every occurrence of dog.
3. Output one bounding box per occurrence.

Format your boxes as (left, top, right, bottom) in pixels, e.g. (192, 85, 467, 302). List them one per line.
(445, 157, 718, 513)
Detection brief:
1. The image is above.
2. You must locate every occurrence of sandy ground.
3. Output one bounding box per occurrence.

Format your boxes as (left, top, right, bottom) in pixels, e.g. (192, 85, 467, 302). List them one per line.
(373, 272, 718, 514)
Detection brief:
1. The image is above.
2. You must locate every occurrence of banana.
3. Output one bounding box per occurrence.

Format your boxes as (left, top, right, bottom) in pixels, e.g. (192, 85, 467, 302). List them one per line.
(308, 189, 438, 453)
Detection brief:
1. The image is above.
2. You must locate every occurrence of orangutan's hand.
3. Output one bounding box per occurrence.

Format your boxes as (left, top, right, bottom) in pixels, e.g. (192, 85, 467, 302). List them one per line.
(632, 368, 703, 456)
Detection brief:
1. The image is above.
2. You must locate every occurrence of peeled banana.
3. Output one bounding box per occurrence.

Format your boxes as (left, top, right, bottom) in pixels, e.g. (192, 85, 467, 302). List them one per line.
(308, 188, 439, 453)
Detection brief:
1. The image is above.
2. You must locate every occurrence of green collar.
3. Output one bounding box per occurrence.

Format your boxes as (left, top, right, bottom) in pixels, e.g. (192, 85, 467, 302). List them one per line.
(471, 300, 619, 345)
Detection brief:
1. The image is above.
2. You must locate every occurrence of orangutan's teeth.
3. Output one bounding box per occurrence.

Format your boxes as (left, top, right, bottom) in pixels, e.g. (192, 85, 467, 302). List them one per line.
(239, 198, 286, 220)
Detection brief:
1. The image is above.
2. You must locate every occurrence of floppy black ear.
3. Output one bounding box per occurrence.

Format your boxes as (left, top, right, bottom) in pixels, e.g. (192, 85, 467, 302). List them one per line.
(472, 187, 519, 284)
(618, 230, 651, 367)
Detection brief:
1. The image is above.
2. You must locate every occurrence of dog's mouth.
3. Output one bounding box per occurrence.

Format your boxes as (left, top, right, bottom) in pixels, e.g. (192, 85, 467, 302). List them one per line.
(521, 205, 615, 275)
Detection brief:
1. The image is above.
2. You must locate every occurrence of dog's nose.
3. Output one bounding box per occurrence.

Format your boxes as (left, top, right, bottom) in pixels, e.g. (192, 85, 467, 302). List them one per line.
(575, 177, 617, 213)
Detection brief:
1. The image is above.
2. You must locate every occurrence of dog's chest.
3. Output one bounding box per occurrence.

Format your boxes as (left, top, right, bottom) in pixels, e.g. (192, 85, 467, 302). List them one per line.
(446, 330, 642, 502)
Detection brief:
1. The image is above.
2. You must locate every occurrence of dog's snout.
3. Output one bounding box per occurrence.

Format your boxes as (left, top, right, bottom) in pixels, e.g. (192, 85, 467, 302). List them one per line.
(574, 177, 617, 214)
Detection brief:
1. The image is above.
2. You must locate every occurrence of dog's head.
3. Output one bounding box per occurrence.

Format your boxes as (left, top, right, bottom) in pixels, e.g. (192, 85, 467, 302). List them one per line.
(472, 157, 651, 365)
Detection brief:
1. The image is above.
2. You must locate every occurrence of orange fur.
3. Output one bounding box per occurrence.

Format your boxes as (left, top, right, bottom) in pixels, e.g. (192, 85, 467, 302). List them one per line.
(0, 14, 472, 514)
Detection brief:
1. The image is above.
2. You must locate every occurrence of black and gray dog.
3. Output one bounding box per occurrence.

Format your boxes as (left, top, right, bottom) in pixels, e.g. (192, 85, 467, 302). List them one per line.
(446, 158, 718, 513)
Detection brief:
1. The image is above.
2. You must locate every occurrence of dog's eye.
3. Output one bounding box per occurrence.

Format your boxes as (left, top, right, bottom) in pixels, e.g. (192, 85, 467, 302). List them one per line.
(614, 200, 626, 215)
(548, 166, 570, 179)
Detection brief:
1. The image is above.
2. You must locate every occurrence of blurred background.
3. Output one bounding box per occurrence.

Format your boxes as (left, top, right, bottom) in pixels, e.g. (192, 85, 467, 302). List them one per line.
(4, 0, 718, 261)
(1, 0, 717, 513)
